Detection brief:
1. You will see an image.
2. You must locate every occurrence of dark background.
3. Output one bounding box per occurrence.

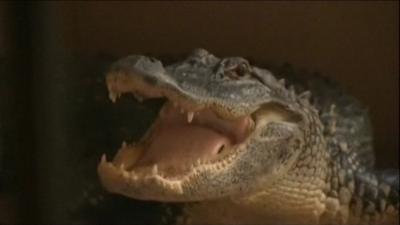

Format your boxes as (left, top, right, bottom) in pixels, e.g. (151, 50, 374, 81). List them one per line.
(0, 1, 398, 224)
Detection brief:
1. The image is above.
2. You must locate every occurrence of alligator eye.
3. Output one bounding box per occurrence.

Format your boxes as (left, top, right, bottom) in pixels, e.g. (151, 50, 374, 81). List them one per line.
(235, 63, 247, 77)
(215, 58, 251, 80)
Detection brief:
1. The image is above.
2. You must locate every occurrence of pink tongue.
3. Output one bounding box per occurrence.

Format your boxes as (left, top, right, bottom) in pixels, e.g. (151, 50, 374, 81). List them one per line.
(136, 125, 231, 167)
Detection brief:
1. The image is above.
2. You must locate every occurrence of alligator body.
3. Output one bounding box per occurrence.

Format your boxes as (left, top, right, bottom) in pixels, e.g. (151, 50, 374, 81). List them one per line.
(98, 49, 399, 225)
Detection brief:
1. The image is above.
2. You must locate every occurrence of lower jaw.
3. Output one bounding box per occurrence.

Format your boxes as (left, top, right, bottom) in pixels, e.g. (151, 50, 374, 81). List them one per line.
(107, 140, 224, 181)
(97, 154, 188, 201)
(107, 104, 252, 178)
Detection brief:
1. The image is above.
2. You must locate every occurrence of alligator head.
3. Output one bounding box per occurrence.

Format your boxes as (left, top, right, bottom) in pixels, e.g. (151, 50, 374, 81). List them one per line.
(98, 49, 319, 202)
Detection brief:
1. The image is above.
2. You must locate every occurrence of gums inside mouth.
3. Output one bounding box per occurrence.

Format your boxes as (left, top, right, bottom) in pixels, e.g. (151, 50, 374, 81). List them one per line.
(110, 98, 254, 179)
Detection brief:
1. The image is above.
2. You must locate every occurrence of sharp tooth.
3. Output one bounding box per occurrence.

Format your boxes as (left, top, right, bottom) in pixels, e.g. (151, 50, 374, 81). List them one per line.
(195, 158, 201, 166)
(187, 112, 194, 123)
(152, 164, 158, 175)
(119, 163, 126, 171)
(134, 95, 143, 102)
(121, 141, 127, 148)
(109, 92, 117, 103)
(101, 154, 107, 163)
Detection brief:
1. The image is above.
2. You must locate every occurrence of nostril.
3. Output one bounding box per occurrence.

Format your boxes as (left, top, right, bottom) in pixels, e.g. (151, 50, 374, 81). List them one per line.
(217, 145, 225, 154)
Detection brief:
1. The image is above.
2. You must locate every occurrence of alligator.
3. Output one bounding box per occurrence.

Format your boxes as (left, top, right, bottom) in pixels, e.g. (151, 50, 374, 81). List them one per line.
(97, 49, 399, 225)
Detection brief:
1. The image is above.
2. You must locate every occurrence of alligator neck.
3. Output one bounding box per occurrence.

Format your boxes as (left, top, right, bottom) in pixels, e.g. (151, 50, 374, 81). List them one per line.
(322, 159, 399, 225)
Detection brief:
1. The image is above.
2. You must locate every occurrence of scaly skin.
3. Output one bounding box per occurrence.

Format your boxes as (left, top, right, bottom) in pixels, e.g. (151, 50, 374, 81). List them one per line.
(98, 49, 399, 225)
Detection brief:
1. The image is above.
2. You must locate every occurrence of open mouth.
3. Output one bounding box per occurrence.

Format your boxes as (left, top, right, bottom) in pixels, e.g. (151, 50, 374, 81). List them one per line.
(97, 53, 300, 201)
(98, 72, 255, 183)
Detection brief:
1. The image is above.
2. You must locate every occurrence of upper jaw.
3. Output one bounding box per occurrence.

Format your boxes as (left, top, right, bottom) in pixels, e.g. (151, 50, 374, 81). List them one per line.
(105, 51, 276, 120)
